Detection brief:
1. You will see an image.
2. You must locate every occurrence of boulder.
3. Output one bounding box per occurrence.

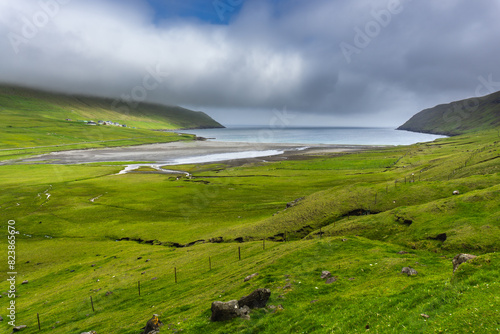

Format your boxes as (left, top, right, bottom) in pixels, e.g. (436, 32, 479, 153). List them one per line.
(286, 197, 304, 208)
(325, 277, 337, 284)
(452, 253, 477, 272)
(211, 289, 271, 322)
(210, 300, 241, 322)
(238, 288, 271, 309)
(320, 271, 331, 279)
(453, 190, 460, 195)
(142, 314, 163, 334)
(11, 325, 27, 332)
(244, 273, 259, 282)
(401, 267, 418, 276)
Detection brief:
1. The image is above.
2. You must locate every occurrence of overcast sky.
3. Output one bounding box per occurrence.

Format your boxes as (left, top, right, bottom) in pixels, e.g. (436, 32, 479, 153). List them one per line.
(1, 0, 499, 127)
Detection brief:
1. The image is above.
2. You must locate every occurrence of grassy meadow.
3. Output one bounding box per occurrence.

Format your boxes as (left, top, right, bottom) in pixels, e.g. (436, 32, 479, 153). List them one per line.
(0, 121, 499, 332)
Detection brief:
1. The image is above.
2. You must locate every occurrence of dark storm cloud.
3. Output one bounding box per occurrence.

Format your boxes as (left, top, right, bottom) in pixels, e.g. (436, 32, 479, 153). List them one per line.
(0, 0, 499, 126)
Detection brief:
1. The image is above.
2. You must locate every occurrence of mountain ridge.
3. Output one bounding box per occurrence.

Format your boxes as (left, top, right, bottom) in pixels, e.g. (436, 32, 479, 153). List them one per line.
(0, 83, 224, 130)
(398, 90, 500, 136)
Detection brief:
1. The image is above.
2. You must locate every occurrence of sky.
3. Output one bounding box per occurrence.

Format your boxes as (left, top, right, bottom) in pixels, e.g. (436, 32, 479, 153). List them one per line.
(1, 0, 500, 127)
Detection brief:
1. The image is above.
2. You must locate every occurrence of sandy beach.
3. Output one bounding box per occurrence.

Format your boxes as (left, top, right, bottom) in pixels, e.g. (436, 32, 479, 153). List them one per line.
(19, 140, 370, 165)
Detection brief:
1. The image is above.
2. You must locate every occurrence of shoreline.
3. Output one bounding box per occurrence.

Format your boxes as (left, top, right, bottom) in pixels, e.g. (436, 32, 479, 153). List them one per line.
(17, 141, 376, 166)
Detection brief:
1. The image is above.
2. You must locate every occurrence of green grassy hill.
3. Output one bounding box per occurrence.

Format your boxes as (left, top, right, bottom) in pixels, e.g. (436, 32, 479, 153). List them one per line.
(0, 84, 224, 130)
(0, 128, 498, 333)
(398, 90, 500, 135)
(0, 84, 224, 161)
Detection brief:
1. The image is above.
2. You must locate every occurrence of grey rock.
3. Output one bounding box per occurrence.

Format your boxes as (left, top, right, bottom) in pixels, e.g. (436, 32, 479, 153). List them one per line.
(244, 273, 259, 282)
(452, 253, 477, 272)
(210, 300, 241, 322)
(12, 325, 27, 332)
(325, 276, 337, 284)
(286, 197, 304, 208)
(211, 289, 271, 322)
(238, 288, 271, 309)
(401, 267, 418, 276)
(321, 271, 331, 279)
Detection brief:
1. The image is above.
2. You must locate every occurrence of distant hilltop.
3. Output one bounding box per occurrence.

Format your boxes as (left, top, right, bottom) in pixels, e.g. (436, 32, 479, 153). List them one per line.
(0, 84, 224, 130)
(398, 90, 500, 136)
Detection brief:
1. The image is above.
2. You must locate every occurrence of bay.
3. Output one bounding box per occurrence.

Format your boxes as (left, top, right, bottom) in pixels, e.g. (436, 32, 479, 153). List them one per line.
(176, 127, 446, 146)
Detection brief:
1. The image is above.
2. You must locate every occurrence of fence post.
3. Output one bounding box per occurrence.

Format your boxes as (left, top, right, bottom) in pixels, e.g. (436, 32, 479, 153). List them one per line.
(238, 247, 241, 261)
(138, 281, 141, 296)
(174, 267, 177, 283)
(209, 257, 212, 270)
(37, 313, 41, 330)
(90, 296, 95, 312)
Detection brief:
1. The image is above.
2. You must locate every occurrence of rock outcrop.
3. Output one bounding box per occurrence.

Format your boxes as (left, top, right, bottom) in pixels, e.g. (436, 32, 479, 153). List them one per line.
(211, 288, 271, 322)
(401, 267, 418, 276)
(244, 273, 259, 282)
(452, 253, 477, 272)
(210, 300, 245, 322)
(238, 288, 271, 309)
(142, 314, 163, 334)
(11, 325, 27, 333)
(320, 271, 331, 279)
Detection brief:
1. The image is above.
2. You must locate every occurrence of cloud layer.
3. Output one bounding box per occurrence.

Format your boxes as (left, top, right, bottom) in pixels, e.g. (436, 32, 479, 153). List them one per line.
(1, 0, 499, 126)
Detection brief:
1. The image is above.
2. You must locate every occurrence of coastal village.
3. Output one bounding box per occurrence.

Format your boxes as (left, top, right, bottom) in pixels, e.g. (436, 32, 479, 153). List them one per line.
(65, 118, 135, 128)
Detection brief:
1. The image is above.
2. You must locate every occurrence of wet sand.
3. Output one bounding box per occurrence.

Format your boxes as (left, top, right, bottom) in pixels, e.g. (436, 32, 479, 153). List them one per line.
(19, 140, 374, 165)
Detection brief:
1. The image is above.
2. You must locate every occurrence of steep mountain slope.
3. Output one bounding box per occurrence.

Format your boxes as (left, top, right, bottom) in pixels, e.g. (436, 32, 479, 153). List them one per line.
(0, 84, 224, 130)
(398, 90, 500, 135)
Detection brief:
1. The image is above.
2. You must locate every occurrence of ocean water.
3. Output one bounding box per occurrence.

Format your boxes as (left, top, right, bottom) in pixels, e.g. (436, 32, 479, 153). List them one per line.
(176, 127, 446, 146)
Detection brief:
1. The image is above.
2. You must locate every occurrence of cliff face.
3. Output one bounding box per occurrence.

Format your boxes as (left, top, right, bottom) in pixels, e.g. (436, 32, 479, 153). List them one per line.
(398, 91, 500, 136)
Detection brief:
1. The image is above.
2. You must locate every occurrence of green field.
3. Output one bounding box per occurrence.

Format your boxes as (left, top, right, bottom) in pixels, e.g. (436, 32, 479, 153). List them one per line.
(0, 125, 499, 333)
